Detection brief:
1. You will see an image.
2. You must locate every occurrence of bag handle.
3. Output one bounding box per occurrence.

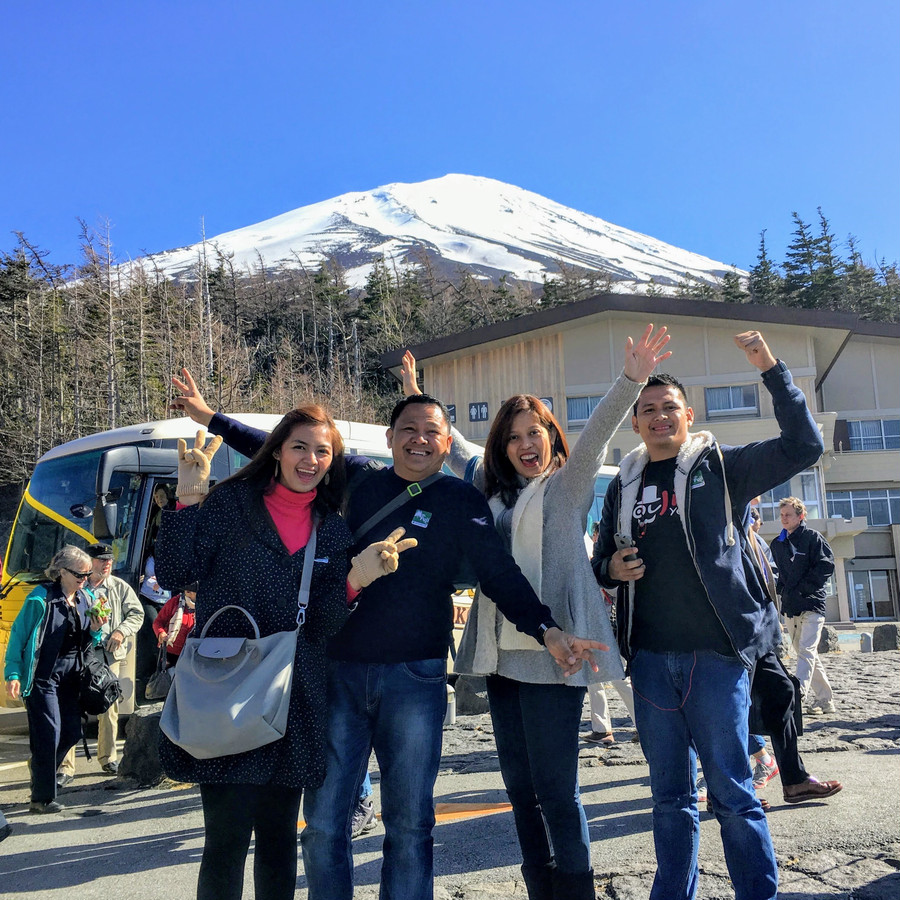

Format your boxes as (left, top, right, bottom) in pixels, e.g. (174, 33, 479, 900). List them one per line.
(199, 605, 261, 639)
(352, 472, 445, 543)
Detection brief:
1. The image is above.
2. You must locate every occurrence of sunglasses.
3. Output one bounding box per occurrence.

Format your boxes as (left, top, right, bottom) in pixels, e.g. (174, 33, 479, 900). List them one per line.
(65, 568, 92, 580)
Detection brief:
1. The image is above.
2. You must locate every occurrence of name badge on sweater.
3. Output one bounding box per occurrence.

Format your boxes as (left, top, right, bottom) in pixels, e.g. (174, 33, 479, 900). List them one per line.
(691, 471, 705, 489)
(411, 509, 432, 528)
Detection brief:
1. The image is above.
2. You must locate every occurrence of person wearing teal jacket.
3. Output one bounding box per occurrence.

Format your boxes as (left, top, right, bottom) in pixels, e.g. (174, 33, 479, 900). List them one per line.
(4, 545, 106, 813)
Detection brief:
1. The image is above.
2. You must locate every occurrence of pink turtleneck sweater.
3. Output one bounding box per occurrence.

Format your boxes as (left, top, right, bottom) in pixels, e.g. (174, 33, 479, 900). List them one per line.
(262, 481, 359, 603)
(263, 481, 316, 554)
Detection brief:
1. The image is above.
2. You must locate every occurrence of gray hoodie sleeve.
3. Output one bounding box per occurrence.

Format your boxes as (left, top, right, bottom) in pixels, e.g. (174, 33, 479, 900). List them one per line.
(550, 371, 643, 512)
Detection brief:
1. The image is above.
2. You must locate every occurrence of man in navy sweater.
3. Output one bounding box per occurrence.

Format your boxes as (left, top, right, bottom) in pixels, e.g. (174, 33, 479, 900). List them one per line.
(171, 375, 602, 900)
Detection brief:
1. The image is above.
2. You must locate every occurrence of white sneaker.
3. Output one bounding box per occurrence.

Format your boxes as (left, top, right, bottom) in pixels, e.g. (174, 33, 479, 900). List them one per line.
(752, 757, 779, 789)
(696, 775, 708, 803)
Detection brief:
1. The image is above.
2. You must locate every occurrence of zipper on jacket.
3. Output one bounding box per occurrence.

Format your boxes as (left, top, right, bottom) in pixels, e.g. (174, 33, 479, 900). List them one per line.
(681, 451, 748, 669)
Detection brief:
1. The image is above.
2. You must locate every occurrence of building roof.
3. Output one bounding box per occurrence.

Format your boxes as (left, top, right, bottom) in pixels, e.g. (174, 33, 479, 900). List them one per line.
(381, 293, 900, 388)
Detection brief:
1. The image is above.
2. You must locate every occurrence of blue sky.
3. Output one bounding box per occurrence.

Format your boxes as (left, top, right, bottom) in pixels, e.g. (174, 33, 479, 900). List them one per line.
(2, 0, 897, 274)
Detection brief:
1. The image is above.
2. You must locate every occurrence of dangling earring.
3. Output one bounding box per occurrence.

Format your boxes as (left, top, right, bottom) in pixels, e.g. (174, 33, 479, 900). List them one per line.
(324, 472, 330, 486)
(274, 459, 281, 481)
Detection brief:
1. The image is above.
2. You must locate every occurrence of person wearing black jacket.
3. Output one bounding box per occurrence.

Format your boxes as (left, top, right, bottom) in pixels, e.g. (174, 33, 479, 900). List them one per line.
(169, 370, 604, 900)
(770, 497, 836, 715)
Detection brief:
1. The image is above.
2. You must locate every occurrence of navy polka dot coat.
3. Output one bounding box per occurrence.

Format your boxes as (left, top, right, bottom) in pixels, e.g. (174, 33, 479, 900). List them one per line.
(155, 480, 352, 789)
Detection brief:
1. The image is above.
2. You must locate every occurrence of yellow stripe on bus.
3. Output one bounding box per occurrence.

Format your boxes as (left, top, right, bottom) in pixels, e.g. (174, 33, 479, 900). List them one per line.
(22, 488, 97, 542)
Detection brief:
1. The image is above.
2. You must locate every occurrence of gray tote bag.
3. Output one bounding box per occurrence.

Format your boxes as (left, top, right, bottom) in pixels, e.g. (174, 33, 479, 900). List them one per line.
(159, 527, 316, 759)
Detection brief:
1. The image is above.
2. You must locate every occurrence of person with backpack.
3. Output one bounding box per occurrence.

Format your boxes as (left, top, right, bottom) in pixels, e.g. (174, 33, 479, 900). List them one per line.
(4, 545, 107, 813)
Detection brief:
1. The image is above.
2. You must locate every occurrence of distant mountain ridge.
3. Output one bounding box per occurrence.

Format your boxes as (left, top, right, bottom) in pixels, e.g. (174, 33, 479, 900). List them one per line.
(141, 174, 741, 289)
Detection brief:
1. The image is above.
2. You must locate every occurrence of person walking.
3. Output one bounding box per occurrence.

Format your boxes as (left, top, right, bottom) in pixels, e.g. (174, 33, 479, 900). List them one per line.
(400, 324, 671, 899)
(593, 331, 824, 900)
(770, 497, 837, 715)
(58, 541, 143, 784)
(4, 545, 107, 813)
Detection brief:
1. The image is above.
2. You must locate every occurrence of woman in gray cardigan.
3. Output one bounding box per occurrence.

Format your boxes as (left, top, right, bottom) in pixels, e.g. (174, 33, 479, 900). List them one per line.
(401, 325, 670, 900)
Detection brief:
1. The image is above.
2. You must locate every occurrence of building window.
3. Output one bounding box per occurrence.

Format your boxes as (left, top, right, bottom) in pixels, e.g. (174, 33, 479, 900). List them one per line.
(567, 395, 605, 424)
(848, 569, 898, 620)
(704, 384, 759, 418)
(846, 419, 900, 451)
(827, 489, 900, 526)
(757, 468, 822, 522)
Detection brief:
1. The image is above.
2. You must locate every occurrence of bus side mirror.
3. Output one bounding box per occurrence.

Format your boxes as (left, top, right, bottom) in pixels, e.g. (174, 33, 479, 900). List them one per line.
(93, 495, 118, 540)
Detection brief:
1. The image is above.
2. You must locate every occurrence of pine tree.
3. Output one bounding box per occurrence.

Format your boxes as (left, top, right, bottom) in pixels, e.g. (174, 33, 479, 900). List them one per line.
(748, 231, 782, 305)
(720, 267, 749, 304)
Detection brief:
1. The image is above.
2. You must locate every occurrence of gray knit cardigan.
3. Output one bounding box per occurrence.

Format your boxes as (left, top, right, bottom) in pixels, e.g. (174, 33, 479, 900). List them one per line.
(452, 372, 643, 686)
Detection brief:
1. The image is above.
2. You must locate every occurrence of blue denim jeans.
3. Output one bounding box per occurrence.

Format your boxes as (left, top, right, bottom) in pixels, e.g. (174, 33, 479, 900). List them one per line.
(300, 658, 447, 900)
(631, 650, 778, 900)
(486, 675, 590, 874)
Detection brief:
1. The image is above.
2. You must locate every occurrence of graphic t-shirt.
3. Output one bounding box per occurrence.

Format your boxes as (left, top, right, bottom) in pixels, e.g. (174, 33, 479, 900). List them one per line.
(631, 457, 734, 654)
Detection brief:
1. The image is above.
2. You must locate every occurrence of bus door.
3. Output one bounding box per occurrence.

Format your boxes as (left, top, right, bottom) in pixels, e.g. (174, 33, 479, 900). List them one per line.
(92, 447, 179, 709)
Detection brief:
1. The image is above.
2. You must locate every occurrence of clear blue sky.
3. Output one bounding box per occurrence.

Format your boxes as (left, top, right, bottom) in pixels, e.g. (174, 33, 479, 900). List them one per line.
(2, 0, 898, 274)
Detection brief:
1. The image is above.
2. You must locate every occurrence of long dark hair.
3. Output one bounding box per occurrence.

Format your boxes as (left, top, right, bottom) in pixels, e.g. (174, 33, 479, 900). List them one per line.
(211, 405, 347, 516)
(483, 395, 570, 508)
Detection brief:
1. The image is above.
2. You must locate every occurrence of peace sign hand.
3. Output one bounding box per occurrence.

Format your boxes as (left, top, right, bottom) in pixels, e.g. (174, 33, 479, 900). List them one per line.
(176, 430, 224, 505)
(349, 527, 419, 590)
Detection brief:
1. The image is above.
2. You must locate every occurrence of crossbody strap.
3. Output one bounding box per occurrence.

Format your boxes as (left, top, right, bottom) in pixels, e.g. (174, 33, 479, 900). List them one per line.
(296, 519, 318, 626)
(352, 472, 445, 543)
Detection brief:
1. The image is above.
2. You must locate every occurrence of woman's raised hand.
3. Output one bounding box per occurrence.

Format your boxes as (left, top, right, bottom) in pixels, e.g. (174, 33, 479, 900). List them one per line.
(171, 368, 215, 426)
(400, 350, 423, 397)
(348, 527, 419, 590)
(176, 430, 224, 505)
(623, 324, 672, 383)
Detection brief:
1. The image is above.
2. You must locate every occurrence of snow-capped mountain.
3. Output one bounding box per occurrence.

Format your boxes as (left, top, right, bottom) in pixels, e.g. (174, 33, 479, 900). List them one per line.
(142, 174, 740, 289)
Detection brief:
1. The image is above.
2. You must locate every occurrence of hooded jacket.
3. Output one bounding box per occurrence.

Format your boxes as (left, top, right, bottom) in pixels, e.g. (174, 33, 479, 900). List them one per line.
(593, 361, 824, 670)
(770, 522, 834, 617)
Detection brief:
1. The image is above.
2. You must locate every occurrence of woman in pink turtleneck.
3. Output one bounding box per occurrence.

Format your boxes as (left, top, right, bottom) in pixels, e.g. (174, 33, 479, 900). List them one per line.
(156, 405, 414, 900)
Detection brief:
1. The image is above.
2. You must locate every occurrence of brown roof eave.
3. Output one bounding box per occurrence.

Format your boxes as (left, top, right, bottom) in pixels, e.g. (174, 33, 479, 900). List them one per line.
(380, 293, 868, 369)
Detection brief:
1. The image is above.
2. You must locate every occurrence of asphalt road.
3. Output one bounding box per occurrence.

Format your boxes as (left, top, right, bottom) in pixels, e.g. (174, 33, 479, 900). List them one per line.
(1, 649, 898, 899)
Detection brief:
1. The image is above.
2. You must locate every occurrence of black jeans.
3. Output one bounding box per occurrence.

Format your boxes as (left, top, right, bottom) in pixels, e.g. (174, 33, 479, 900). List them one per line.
(198, 782, 303, 900)
(750, 650, 809, 787)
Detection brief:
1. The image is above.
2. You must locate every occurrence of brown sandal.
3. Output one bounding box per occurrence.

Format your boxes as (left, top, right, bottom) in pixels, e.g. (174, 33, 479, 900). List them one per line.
(783, 777, 843, 804)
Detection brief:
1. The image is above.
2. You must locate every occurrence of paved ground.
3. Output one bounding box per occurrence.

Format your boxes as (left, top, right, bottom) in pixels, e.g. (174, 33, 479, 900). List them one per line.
(0, 648, 897, 899)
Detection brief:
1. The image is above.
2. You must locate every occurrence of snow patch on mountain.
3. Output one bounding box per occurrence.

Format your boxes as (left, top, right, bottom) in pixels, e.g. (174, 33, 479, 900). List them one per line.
(139, 174, 740, 290)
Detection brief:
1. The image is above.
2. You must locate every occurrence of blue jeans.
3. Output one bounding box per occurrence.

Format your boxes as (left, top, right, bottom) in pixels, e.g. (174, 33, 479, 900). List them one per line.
(631, 650, 778, 900)
(300, 658, 447, 900)
(486, 675, 590, 874)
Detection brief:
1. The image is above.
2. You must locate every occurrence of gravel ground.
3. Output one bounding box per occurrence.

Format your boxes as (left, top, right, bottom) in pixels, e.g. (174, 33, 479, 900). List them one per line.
(433, 648, 900, 899)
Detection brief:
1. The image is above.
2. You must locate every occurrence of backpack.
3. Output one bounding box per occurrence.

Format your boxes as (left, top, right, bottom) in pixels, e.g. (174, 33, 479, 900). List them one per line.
(79, 651, 123, 717)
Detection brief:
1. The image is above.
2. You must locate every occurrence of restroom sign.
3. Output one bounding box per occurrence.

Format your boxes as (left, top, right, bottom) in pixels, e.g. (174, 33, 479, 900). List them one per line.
(446, 404, 457, 424)
(469, 402, 489, 423)
(540, 397, 554, 412)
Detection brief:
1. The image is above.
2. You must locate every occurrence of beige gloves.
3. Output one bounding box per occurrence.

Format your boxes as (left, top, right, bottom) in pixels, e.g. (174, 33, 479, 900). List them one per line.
(176, 431, 223, 505)
(348, 527, 419, 591)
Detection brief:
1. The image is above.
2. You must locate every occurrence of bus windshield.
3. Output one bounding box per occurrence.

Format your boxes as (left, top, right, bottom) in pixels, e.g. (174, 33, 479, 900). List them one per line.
(6, 449, 147, 579)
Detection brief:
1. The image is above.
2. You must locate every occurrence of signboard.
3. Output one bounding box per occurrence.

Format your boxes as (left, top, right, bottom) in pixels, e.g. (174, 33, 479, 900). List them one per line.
(540, 397, 554, 412)
(469, 402, 489, 423)
(446, 404, 456, 424)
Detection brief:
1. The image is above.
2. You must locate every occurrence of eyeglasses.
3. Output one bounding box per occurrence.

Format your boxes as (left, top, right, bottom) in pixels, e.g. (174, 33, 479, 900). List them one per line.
(65, 568, 92, 580)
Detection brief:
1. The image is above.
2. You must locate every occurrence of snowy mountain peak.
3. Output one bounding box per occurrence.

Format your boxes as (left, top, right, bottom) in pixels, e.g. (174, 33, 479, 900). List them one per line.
(141, 174, 739, 290)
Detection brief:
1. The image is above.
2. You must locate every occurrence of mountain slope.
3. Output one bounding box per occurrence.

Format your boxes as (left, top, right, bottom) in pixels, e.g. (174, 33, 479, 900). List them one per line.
(142, 174, 740, 289)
